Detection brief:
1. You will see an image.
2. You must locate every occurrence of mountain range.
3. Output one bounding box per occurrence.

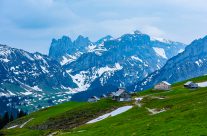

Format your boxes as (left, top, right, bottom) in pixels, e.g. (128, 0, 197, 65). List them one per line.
(2, 30, 207, 113)
(49, 31, 185, 101)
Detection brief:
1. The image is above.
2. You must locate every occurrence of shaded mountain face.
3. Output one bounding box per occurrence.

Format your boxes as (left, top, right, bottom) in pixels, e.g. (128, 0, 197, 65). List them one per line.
(0, 44, 77, 114)
(49, 31, 185, 101)
(49, 35, 92, 65)
(132, 35, 207, 91)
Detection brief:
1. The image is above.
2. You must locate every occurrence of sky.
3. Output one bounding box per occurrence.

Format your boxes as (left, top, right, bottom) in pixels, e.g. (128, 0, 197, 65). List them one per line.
(0, 0, 207, 54)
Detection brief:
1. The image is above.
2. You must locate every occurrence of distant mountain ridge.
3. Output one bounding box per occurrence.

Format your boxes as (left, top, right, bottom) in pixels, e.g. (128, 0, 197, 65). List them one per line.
(49, 31, 186, 101)
(132, 35, 207, 91)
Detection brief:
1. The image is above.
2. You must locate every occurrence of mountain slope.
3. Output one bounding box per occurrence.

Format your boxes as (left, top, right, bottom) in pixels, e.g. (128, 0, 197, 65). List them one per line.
(49, 31, 185, 95)
(133, 35, 207, 91)
(2, 75, 207, 136)
(57, 31, 185, 100)
(0, 44, 77, 114)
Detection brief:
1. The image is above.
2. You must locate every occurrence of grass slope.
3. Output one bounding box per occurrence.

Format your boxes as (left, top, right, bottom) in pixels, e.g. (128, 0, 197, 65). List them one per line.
(0, 99, 128, 136)
(1, 75, 207, 136)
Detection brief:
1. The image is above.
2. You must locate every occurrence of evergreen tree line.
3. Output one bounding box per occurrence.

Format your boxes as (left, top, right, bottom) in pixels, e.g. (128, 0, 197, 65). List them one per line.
(0, 110, 27, 129)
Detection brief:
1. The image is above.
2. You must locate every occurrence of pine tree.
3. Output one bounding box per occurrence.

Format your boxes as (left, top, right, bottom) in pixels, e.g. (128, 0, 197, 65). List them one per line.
(17, 110, 27, 118)
(2, 112, 9, 127)
(24, 111, 27, 116)
(0, 115, 3, 129)
(9, 114, 14, 122)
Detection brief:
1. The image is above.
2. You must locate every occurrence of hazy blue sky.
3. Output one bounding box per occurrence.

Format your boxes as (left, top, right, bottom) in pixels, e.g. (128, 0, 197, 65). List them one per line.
(0, 0, 207, 54)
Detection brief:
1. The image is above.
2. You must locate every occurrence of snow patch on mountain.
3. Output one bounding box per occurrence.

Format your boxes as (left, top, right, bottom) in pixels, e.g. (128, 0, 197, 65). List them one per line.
(40, 66, 49, 73)
(21, 91, 33, 95)
(131, 56, 143, 62)
(0, 91, 16, 97)
(153, 47, 167, 59)
(195, 59, 203, 67)
(2, 58, 10, 62)
(23, 52, 35, 61)
(151, 37, 171, 44)
(0, 46, 11, 56)
(61, 56, 72, 65)
(69, 63, 123, 92)
(87, 44, 97, 52)
(32, 86, 43, 92)
(87, 44, 108, 56)
(178, 49, 184, 53)
(34, 54, 43, 60)
(69, 71, 90, 92)
(98, 63, 122, 76)
(60, 52, 83, 65)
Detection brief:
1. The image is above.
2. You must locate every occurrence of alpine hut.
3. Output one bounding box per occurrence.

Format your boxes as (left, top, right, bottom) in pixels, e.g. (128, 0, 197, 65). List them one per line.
(154, 81, 171, 90)
(184, 81, 198, 89)
(113, 88, 131, 102)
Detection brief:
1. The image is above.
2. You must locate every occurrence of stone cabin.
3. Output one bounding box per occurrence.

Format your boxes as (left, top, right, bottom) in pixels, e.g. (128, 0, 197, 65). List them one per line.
(113, 88, 132, 102)
(154, 81, 171, 90)
(184, 81, 198, 89)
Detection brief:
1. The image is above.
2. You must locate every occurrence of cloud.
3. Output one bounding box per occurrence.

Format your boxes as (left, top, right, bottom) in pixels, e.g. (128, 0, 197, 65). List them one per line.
(0, 0, 206, 53)
(0, 0, 79, 29)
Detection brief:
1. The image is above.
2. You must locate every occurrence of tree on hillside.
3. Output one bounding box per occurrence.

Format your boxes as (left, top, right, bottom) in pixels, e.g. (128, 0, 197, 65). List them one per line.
(0, 110, 27, 130)
(17, 110, 27, 118)
(9, 114, 14, 122)
(0, 115, 3, 129)
(2, 112, 9, 127)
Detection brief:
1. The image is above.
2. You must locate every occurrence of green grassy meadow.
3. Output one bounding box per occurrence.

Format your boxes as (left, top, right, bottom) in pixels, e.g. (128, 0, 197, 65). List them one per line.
(1, 76, 207, 136)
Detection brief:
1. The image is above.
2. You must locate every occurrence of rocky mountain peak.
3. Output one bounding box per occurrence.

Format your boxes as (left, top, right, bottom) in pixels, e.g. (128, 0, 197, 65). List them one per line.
(96, 35, 113, 45)
(134, 30, 143, 35)
(74, 35, 91, 47)
(49, 36, 73, 60)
